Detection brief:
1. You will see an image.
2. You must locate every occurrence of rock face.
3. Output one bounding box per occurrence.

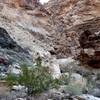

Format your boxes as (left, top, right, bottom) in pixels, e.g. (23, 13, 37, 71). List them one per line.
(0, 0, 52, 63)
(77, 94, 100, 100)
(0, 0, 100, 99)
(69, 18, 100, 69)
(0, 27, 32, 68)
(45, 0, 100, 69)
(0, 0, 57, 79)
(6, 0, 40, 9)
(79, 30, 100, 69)
(0, 27, 23, 52)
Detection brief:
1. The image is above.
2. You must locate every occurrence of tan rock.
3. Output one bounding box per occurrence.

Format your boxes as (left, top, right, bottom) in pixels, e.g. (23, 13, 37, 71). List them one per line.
(70, 73, 87, 88)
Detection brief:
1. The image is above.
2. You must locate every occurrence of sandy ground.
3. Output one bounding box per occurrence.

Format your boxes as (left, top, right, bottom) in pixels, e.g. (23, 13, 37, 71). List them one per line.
(0, 81, 9, 95)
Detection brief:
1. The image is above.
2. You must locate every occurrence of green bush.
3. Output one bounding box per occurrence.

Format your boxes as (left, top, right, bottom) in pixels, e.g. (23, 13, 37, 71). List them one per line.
(6, 73, 19, 88)
(60, 74, 69, 85)
(20, 65, 53, 95)
(6, 58, 61, 95)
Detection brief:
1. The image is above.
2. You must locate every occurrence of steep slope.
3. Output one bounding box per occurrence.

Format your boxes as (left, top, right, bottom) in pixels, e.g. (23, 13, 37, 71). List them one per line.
(45, 0, 100, 69)
(0, 0, 99, 70)
(0, 1, 55, 69)
(0, 1, 100, 99)
(1, 2, 52, 52)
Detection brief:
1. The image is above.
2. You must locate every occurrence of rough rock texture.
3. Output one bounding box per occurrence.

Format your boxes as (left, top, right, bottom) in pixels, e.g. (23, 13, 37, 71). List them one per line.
(78, 31, 100, 69)
(0, 1, 52, 58)
(0, 1, 51, 69)
(0, 27, 25, 52)
(0, 27, 32, 69)
(68, 17, 100, 69)
(1, 0, 40, 9)
(0, 0, 99, 76)
(0, 27, 32, 67)
(0, 0, 99, 77)
(45, 0, 100, 69)
(0, 0, 63, 80)
(0, 0, 100, 99)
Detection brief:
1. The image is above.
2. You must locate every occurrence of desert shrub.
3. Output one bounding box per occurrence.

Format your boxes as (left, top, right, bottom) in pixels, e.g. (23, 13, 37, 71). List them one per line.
(19, 64, 53, 95)
(50, 78, 63, 89)
(60, 74, 69, 85)
(6, 58, 61, 95)
(6, 74, 19, 86)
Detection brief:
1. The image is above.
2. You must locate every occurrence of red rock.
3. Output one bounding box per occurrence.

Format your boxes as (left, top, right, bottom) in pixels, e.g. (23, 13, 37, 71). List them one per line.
(78, 28, 100, 69)
(8, 0, 40, 9)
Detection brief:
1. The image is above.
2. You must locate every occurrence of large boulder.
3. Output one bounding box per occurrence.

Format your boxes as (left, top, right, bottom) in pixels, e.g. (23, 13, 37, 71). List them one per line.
(76, 94, 100, 100)
(0, 27, 32, 66)
(0, 27, 23, 52)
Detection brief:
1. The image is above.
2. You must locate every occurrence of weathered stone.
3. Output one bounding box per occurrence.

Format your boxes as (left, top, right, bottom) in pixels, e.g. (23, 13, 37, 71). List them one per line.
(48, 89, 65, 100)
(12, 85, 25, 91)
(0, 27, 25, 52)
(78, 28, 100, 69)
(8, 0, 40, 9)
(76, 94, 100, 100)
(88, 88, 100, 97)
(70, 73, 87, 88)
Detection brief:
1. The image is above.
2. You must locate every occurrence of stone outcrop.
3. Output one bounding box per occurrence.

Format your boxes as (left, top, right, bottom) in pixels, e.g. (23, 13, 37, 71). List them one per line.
(0, 0, 100, 99)
(78, 30, 100, 69)
(0, 27, 23, 52)
(68, 17, 100, 69)
(0, 0, 55, 78)
(0, 0, 99, 73)
(0, 27, 32, 66)
(45, 0, 100, 69)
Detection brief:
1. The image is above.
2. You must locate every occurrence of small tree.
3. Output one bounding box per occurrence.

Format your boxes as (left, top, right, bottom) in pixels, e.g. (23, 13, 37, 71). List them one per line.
(19, 64, 53, 95)
(6, 58, 54, 96)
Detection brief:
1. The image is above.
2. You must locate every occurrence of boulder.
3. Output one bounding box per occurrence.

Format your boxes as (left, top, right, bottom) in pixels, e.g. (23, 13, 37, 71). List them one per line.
(57, 57, 75, 68)
(0, 27, 26, 52)
(76, 94, 100, 100)
(48, 89, 65, 100)
(12, 85, 25, 91)
(56, 57, 77, 72)
(70, 73, 87, 88)
(88, 88, 100, 97)
(49, 57, 61, 79)
(8, 63, 21, 75)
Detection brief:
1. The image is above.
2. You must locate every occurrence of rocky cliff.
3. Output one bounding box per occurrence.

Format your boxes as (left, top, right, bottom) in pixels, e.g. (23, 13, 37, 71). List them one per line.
(0, 0, 99, 81)
(45, 0, 100, 69)
(0, 0, 100, 100)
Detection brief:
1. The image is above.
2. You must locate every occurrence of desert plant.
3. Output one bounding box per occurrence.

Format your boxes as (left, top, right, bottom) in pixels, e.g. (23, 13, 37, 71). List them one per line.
(6, 73, 19, 88)
(60, 74, 69, 85)
(50, 78, 63, 89)
(20, 64, 53, 95)
(6, 58, 61, 96)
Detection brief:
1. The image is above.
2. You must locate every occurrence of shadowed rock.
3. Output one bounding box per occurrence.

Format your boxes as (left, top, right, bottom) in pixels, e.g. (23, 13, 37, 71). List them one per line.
(79, 29, 100, 69)
(0, 27, 28, 53)
(0, 27, 32, 65)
